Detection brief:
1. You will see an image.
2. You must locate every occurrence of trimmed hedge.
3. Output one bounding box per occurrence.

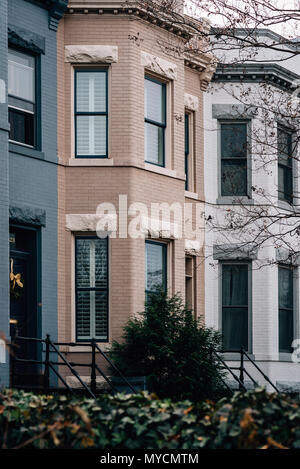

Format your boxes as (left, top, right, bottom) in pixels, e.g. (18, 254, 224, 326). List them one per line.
(0, 388, 300, 449)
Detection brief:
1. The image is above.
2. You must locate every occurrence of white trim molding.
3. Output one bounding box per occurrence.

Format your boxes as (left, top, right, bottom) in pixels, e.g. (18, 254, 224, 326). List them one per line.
(65, 45, 118, 63)
(184, 93, 199, 111)
(185, 239, 202, 256)
(141, 51, 177, 80)
(66, 213, 117, 232)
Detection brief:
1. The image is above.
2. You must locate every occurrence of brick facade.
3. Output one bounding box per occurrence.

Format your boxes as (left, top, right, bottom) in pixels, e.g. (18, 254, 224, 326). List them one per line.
(57, 3, 213, 370)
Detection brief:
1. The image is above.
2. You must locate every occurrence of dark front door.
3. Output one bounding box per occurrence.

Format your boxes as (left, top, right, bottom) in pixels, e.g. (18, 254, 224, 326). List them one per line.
(10, 226, 40, 386)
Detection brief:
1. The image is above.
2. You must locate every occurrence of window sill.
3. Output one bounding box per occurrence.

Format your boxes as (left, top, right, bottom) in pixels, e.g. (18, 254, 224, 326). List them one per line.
(144, 162, 177, 178)
(68, 158, 114, 167)
(277, 199, 294, 211)
(59, 343, 111, 353)
(279, 353, 293, 362)
(9, 142, 45, 160)
(222, 352, 255, 361)
(185, 190, 198, 200)
(217, 196, 254, 205)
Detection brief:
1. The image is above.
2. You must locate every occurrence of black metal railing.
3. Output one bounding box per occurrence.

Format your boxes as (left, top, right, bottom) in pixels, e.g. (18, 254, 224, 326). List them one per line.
(214, 347, 279, 393)
(9, 334, 137, 397)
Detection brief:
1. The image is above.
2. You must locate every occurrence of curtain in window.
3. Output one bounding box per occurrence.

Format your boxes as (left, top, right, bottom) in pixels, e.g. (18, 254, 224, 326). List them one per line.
(279, 266, 293, 353)
(222, 264, 248, 350)
(221, 123, 248, 196)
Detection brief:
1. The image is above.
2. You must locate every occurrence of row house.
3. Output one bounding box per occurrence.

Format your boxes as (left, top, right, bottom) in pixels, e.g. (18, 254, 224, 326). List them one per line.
(0, 0, 67, 387)
(204, 30, 300, 390)
(56, 0, 215, 379)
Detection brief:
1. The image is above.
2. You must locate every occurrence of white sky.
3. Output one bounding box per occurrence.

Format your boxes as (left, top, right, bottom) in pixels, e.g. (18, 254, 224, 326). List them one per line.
(185, 0, 300, 39)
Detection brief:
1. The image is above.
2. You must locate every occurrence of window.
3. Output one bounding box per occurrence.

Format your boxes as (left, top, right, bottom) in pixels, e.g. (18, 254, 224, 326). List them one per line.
(8, 49, 35, 147)
(222, 263, 249, 351)
(185, 256, 196, 313)
(145, 241, 167, 300)
(220, 122, 248, 196)
(278, 127, 293, 203)
(75, 70, 108, 158)
(278, 265, 294, 353)
(144, 77, 166, 166)
(75, 237, 108, 341)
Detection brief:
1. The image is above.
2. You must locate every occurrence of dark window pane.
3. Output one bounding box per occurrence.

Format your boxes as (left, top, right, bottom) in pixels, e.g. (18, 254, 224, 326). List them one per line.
(95, 291, 108, 339)
(279, 309, 293, 353)
(185, 113, 189, 155)
(278, 164, 293, 203)
(185, 154, 189, 191)
(222, 307, 248, 350)
(145, 122, 164, 165)
(9, 108, 34, 146)
(222, 264, 249, 351)
(145, 242, 166, 293)
(278, 128, 292, 167)
(221, 123, 247, 159)
(222, 264, 248, 306)
(221, 160, 247, 196)
(279, 267, 293, 309)
(278, 266, 293, 353)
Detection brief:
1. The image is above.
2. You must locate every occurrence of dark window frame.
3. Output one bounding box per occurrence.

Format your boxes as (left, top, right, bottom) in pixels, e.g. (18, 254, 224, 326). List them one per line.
(221, 261, 251, 352)
(278, 125, 294, 204)
(145, 240, 167, 299)
(144, 75, 167, 167)
(75, 236, 109, 342)
(74, 68, 108, 159)
(8, 47, 40, 149)
(278, 264, 294, 353)
(219, 120, 249, 197)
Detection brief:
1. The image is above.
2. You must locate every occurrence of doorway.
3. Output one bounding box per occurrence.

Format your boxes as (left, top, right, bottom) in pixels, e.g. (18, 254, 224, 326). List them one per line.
(9, 225, 41, 386)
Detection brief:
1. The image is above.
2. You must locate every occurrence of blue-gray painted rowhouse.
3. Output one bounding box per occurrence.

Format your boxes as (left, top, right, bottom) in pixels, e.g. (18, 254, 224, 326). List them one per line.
(0, 0, 67, 388)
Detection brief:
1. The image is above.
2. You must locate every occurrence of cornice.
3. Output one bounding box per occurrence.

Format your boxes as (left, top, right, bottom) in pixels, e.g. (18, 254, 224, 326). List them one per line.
(212, 27, 300, 52)
(25, 0, 68, 31)
(213, 63, 300, 92)
(67, 3, 216, 87)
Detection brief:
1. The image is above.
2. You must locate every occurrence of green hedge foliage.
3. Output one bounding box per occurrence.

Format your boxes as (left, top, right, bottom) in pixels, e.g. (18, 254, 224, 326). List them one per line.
(0, 388, 300, 449)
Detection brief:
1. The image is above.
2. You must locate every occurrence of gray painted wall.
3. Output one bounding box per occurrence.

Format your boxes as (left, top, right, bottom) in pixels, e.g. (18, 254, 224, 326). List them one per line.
(0, 0, 10, 388)
(0, 0, 66, 387)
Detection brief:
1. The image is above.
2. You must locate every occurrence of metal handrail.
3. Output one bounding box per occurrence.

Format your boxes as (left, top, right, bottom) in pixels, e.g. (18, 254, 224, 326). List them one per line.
(94, 343, 137, 394)
(242, 348, 279, 392)
(213, 350, 247, 391)
(10, 334, 137, 396)
(215, 347, 279, 392)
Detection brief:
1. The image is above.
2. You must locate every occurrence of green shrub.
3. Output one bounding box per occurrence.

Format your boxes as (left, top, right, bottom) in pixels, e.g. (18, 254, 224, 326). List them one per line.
(1, 388, 300, 449)
(110, 291, 226, 401)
